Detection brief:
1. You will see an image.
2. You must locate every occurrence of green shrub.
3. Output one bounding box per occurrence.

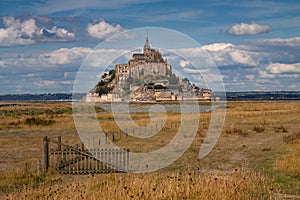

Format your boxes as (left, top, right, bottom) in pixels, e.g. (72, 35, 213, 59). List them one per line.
(24, 117, 55, 126)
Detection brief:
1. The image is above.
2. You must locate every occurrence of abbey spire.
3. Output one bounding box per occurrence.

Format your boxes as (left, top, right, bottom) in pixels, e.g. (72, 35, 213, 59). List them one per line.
(144, 29, 151, 50)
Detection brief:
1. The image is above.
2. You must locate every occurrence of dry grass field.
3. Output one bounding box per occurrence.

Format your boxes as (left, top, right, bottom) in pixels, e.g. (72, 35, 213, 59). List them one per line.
(0, 101, 299, 199)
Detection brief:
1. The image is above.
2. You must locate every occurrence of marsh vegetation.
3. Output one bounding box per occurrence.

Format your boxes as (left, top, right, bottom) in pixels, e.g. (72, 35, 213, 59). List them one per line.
(0, 101, 299, 199)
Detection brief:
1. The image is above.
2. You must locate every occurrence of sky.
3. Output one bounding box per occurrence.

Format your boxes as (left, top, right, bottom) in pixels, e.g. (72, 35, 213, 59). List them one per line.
(0, 0, 299, 93)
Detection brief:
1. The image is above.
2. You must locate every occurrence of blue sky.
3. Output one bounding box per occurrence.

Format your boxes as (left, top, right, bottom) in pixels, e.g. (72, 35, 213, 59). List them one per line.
(0, 0, 299, 93)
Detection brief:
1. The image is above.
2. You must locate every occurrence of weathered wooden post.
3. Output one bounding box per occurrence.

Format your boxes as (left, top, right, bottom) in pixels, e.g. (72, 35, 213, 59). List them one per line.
(24, 162, 29, 174)
(105, 133, 108, 144)
(56, 136, 62, 169)
(42, 136, 49, 171)
(37, 159, 41, 174)
(57, 136, 61, 151)
(126, 148, 130, 172)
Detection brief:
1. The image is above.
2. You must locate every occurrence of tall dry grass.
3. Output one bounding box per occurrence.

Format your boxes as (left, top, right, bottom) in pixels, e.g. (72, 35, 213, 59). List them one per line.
(1, 169, 276, 200)
(0, 102, 76, 136)
(275, 133, 300, 178)
(1, 101, 300, 197)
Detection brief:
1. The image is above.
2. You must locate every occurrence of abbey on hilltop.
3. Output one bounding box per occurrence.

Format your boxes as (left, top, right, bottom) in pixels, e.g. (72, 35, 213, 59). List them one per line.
(85, 32, 212, 102)
(116, 31, 172, 86)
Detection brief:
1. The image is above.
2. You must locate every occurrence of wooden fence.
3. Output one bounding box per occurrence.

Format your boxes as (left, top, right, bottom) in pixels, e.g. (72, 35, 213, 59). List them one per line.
(42, 136, 129, 174)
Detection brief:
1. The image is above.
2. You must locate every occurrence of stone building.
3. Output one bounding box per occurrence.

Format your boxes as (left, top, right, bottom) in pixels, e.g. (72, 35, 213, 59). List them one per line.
(86, 31, 213, 102)
(116, 32, 172, 85)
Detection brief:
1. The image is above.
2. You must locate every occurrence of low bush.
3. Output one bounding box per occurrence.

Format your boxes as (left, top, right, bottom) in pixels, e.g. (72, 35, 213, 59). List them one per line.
(225, 127, 248, 137)
(24, 117, 55, 126)
(273, 125, 288, 133)
(283, 132, 300, 144)
(253, 125, 265, 133)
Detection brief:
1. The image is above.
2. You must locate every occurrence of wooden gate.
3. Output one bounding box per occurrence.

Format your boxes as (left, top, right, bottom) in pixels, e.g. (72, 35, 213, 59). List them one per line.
(42, 136, 129, 174)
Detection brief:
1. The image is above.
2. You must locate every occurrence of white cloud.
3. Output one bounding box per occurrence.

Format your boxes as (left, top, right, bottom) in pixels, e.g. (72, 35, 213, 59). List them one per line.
(39, 27, 75, 42)
(34, 80, 56, 87)
(1, 34, 300, 93)
(182, 68, 208, 74)
(0, 61, 5, 68)
(202, 43, 234, 51)
(1, 46, 129, 70)
(33, 80, 73, 87)
(0, 17, 35, 46)
(0, 16, 75, 46)
(179, 60, 191, 67)
(60, 80, 73, 85)
(266, 63, 300, 74)
(192, 40, 299, 90)
(229, 49, 258, 66)
(245, 74, 255, 81)
(201, 43, 235, 63)
(238, 37, 300, 65)
(64, 72, 76, 79)
(144, 10, 203, 22)
(200, 43, 260, 67)
(40, 47, 92, 65)
(259, 63, 300, 80)
(35, 0, 164, 15)
(259, 69, 275, 79)
(251, 37, 300, 47)
(37, 47, 130, 72)
(87, 20, 124, 39)
(228, 22, 270, 35)
(19, 73, 36, 78)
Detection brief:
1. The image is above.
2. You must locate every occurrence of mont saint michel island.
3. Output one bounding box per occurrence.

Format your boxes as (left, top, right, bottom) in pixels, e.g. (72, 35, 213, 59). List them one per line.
(85, 33, 213, 102)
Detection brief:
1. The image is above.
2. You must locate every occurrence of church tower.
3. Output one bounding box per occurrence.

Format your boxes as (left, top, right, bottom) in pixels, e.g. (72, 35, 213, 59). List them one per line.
(143, 29, 151, 54)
